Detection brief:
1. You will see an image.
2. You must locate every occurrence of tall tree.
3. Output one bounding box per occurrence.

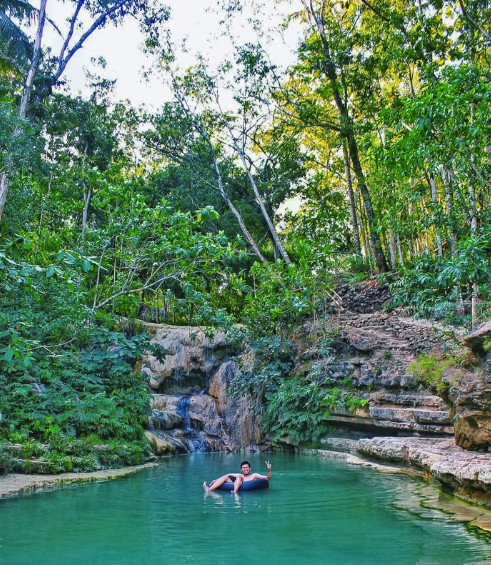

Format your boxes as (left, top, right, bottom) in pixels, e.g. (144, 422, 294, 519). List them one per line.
(298, 0, 388, 272)
(0, 0, 169, 222)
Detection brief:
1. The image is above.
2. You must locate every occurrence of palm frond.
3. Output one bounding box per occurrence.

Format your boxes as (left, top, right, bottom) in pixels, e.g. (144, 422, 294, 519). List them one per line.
(0, 0, 36, 22)
(0, 9, 32, 72)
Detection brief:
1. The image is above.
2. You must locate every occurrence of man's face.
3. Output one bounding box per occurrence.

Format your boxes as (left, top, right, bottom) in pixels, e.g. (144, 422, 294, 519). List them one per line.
(241, 464, 251, 475)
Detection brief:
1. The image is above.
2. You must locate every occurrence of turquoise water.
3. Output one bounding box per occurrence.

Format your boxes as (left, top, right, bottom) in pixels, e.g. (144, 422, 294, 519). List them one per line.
(1, 453, 490, 564)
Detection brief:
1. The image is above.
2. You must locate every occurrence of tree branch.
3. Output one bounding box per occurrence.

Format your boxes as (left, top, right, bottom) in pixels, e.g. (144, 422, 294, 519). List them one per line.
(52, 0, 131, 86)
(457, 0, 491, 41)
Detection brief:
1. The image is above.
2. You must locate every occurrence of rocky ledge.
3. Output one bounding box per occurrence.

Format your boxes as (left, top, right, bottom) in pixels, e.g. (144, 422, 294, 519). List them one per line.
(317, 436, 491, 508)
(0, 463, 158, 501)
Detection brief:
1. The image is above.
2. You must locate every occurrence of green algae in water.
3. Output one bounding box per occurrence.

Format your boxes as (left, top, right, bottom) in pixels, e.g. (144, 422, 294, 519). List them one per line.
(1, 453, 490, 565)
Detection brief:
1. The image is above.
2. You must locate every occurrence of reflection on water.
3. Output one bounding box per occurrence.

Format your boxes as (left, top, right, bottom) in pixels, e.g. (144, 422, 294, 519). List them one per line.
(0, 453, 490, 565)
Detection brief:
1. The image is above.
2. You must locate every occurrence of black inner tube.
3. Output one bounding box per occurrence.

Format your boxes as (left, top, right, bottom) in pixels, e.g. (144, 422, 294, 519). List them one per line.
(217, 478, 269, 491)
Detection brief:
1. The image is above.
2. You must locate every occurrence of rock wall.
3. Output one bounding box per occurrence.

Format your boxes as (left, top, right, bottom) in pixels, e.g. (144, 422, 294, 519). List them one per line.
(141, 324, 265, 454)
(294, 283, 491, 451)
(453, 322, 491, 450)
(139, 285, 491, 456)
(316, 436, 491, 509)
(295, 309, 456, 437)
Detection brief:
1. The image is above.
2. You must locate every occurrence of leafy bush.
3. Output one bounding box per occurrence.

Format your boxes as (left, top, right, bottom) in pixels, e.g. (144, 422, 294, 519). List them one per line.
(407, 353, 456, 394)
(0, 246, 152, 472)
(389, 227, 491, 326)
(263, 377, 332, 444)
(229, 334, 295, 401)
(263, 377, 367, 444)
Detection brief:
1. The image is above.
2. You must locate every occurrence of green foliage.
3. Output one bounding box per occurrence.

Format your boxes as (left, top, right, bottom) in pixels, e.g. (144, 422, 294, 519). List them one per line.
(0, 320, 151, 472)
(263, 376, 367, 444)
(0, 237, 152, 472)
(263, 377, 331, 444)
(407, 353, 456, 394)
(389, 225, 491, 324)
(242, 253, 335, 336)
(229, 334, 295, 400)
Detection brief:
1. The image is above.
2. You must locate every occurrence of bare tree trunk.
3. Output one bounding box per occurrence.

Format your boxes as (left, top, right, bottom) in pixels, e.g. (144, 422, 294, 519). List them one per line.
(342, 140, 361, 255)
(228, 135, 292, 265)
(82, 187, 91, 240)
(358, 200, 375, 274)
(0, 0, 48, 222)
(18, 0, 48, 120)
(388, 229, 396, 268)
(211, 156, 266, 262)
(396, 233, 404, 266)
(443, 167, 457, 256)
(0, 174, 8, 223)
(357, 197, 369, 260)
(213, 90, 291, 263)
(81, 142, 90, 241)
(428, 174, 443, 258)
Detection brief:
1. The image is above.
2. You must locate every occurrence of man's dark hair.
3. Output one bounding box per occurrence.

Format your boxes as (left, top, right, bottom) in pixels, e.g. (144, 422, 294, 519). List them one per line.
(240, 460, 251, 467)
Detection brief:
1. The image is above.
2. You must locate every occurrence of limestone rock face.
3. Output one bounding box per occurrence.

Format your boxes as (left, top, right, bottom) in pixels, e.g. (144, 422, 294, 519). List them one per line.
(207, 361, 265, 451)
(142, 325, 227, 391)
(142, 326, 265, 454)
(463, 321, 491, 355)
(149, 394, 182, 430)
(144, 431, 180, 454)
(450, 323, 491, 450)
(296, 309, 458, 437)
(355, 437, 491, 505)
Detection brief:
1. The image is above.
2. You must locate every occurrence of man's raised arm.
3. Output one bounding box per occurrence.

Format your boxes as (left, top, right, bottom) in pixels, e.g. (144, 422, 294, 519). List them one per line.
(256, 461, 272, 480)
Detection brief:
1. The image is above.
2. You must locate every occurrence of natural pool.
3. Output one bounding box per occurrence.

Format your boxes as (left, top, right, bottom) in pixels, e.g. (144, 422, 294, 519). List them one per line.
(1, 453, 490, 565)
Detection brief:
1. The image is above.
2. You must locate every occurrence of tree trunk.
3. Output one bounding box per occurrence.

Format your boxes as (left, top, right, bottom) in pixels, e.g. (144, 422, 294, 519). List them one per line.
(302, 0, 387, 272)
(347, 135, 388, 271)
(0, 173, 8, 224)
(442, 167, 457, 256)
(388, 229, 396, 268)
(0, 0, 48, 222)
(428, 174, 443, 258)
(396, 233, 404, 266)
(211, 156, 266, 263)
(81, 141, 90, 241)
(228, 133, 291, 265)
(342, 140, 361, 255)
(82, 187, 91, 240)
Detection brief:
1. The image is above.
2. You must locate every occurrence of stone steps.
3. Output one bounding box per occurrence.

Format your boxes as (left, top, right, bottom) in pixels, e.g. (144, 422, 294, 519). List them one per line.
(329, 401, 453, 435)
(326, 413, 454, 435)
(368, 405, 451, 425)
(371, 392, 446, 409)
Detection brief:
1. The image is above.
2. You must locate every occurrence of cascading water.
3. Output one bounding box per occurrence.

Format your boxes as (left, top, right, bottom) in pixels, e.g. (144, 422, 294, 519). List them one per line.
(176, 395, 207, 453)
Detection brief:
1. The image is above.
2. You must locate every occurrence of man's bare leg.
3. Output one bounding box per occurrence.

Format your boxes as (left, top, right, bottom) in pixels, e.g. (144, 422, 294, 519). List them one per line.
(203, 474, 234, 493)
(232, 475, 243, 494)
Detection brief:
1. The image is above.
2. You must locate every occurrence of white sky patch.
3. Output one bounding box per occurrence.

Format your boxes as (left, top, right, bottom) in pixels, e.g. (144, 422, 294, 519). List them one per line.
(277, 195, 303, 216)
(37, 0, 302, 109)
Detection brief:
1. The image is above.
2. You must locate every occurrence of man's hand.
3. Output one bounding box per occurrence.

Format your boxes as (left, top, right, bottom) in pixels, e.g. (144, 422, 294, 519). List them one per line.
(265, 460, 272, 471)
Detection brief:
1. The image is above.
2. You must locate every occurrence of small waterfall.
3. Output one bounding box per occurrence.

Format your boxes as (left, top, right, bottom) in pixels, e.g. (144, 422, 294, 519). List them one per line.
(176, 396, 207, 453)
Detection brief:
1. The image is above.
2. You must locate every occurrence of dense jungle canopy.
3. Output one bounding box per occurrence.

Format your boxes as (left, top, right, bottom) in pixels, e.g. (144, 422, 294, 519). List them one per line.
(0, 0, 490, 471)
